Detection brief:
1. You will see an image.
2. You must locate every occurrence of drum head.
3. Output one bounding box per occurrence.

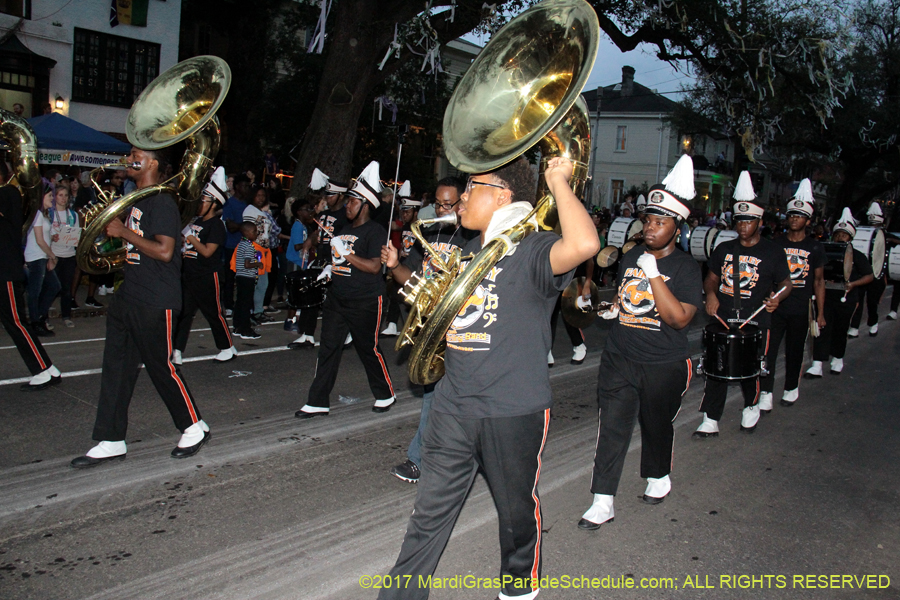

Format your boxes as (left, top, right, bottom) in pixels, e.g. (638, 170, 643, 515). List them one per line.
(711, 230, 738, 254)
(622, 240, 637, 254)
(872, 229, 886, 277)
(889, 245, 900, 280)
(596, 246, 619, 268)
(561, 277, 600, 329)
(842, 244, 853, 281)
(608, 217, 639, 248)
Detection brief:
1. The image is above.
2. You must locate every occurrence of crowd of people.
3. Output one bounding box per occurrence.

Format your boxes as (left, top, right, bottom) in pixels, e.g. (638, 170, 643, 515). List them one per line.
(2, 145, 897, 600)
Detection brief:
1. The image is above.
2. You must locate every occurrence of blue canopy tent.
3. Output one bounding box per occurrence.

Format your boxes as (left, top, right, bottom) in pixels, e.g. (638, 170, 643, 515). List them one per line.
(26, 113, 130, 167)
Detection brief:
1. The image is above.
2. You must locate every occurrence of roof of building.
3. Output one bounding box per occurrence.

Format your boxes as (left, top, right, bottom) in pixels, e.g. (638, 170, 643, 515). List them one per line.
(581, 80, 679, 114)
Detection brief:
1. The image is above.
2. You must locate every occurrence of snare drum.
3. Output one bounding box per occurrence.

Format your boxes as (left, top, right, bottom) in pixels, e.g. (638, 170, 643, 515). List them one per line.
(888, 245, 900, 280)
(607, 217, 642, 248)
(702, 322, 763, 381)
(852, 226, 886, 278)
(821, 242, 853, 290)
(286, 269, 327, 309)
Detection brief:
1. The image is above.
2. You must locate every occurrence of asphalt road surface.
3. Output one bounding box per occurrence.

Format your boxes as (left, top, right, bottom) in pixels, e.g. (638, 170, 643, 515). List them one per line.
(1, 291, 897, 600)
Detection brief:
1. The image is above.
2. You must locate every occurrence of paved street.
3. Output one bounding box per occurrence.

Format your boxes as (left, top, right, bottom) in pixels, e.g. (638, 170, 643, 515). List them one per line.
(1, 291, 898, 600)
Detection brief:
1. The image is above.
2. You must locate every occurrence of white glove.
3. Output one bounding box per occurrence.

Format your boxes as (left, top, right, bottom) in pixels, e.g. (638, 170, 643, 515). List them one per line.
(330, 237, 350, 258)
(636, 253, 660, 279)
(576, 295, 592, 310)
(600, 304, 619, 320)
(317, 265, 332, 281)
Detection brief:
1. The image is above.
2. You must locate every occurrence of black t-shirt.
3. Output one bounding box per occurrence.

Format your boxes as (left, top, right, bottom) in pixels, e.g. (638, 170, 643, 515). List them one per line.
(777, 236, 827, 315)
(0, 186, 24, 282)
(402, 225, 470, 276)
(825, 248, 873, 306)
(119, 193, 182, 310)
(434, 232, 573, 418)
(708, 237, 791, 329)
(330, 219, 387, 299)
(181, 215, 226, 278)
(315, 208, 348, 264)
(606, 247, 703, 363)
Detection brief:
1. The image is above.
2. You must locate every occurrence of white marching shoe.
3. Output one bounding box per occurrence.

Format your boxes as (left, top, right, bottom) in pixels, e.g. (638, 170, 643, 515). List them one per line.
(172, 349, 183, 366)
(381, 322, 399, 336)
(780, 388, 799, 406)
(344, 333, 353, 346)
(804, 360, 823, 378)
(740, 405, 760, 432)
(758, 391, 773, 413)
(578, 494, 614, 530)
(547, 350, 555, 367)
(22, 365, 62, 391)
(847, 327, 859, 338)
(869, 323, 879, 336)
(830, 357, 844, 374)
(214, 346, 237, 362)
(571, 344, 587, 365)
(692, 413, 719, 439)
(888, 311, 897, 320)
(172, 420, 211, 458)
(643, 475, 671, 504)
(71, 440, 127, 468)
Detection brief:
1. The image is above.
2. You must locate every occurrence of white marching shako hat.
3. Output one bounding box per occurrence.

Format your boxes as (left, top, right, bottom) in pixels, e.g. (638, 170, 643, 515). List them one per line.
(347, 161, 383, 208)
(310, 167, 349, 196)
(867, 201, 884, 225)
(646, 154, 694, 220)
(732, 171, 764, 220)
(786, 178, 815, 218)
(833, 207, 858, 238)
(202, 166, 228, 204)
(635, 194, 647, 213)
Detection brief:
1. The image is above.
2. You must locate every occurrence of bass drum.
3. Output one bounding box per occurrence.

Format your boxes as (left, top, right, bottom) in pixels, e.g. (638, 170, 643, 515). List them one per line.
(888, 245, 900, 281)
(821, 242, 853, 290)
(701, 322, 763, 381)
(689, 226, 715, 261)
(709, 229, 739, 254)
(607, 217, 641, 248)
(852, 226, 886, 278)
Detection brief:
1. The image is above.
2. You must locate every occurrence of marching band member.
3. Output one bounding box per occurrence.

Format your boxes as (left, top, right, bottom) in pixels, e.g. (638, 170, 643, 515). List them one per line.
(580, 154, 702, 530)
(759, 179, 826, 409)
(72, 147, 209, 467)
(379, 156, 599, 600)
(380, 177, 469, 483)
(693, 172, 792, 438)
(847, 202, 886, 337)
(295, 161, 395, 418)
(805, 209, 874, 377)
(172, 167, 237, 364)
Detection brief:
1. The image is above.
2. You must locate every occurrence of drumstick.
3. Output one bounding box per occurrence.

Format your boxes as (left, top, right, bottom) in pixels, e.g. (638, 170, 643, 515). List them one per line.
(714, 314, 730, 329)
(739, 286, 788, 329)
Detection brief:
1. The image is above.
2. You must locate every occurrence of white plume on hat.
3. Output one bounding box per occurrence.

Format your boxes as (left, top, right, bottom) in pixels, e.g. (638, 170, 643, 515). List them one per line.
(635, 194, 647, 210)
(786, 178, 815, 217)
(867, 201, 884, 224)
(202, 166, 228, 203)
(833, 207, 858, 237)
(310, 167, 329, 191)
(397, 180, 412, 199)
(793, 178, 814, 204)
(733, 171, 756, 201)
(661, 154, 696, 200)
(348, 161, 383, 208)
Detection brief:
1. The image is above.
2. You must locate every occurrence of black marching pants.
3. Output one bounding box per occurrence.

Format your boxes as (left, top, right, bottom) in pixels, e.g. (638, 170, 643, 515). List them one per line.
(850, 276, 887, 328)
(550, 293, 584, 347)
(813, 297, 855, 361)
(760, 310, 808, 394)
(1, 281, 53, 375)
(306, 294, 394, 408)
(891, 281, 900, 313)
(174, 272, 234, 352)
(221, 247, 236, 310)
(591, 351, 691, 495)
(700, 329, 770, 420)
(92, 299, 202, 441)
(379, 409, 550, 600)
(233, 275, 256, 331)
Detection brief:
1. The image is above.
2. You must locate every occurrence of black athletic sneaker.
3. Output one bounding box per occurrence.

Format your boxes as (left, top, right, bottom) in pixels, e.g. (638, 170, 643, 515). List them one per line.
(84, 297, 103, 308)
(390, 459, 420, 483)
(32, 321, 55, 337)
(238, 328, 261, 340)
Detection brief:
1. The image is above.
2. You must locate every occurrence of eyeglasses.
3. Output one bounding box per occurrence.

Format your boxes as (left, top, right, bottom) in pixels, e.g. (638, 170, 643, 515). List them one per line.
(465, 178, 507, 195)
(435, 199, 461, 210)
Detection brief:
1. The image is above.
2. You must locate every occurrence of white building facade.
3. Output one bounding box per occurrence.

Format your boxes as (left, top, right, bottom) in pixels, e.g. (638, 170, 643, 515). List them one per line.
(0, 0, 181, 135)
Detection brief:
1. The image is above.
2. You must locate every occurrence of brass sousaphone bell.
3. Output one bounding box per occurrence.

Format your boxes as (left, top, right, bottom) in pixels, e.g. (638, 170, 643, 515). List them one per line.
(77, 56, 231, 274)
(398, 0, 600, 384)
(0, 109, 41, 233)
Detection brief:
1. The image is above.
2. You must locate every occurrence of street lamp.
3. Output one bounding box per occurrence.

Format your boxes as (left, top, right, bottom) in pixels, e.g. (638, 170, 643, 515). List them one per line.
(55, 96, 64, 110)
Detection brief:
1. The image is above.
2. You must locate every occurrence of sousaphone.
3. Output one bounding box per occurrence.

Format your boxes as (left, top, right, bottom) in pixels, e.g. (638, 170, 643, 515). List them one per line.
(0, 108, 41, 233)
(77, 55, 231, 274)
(399, 0, 599, 384)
